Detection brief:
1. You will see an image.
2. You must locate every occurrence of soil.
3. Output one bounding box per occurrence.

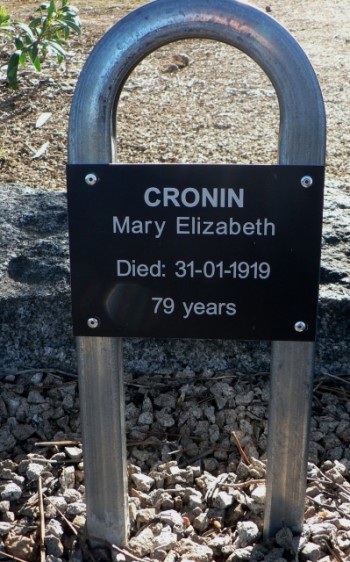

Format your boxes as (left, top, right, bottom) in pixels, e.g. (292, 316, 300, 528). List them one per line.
(0, 0, 350, 195)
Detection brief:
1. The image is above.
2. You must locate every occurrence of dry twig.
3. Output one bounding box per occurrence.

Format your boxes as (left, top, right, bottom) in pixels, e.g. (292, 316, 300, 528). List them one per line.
(38, 475, 46, 562)
(221, 478, 266, 489)
(34, 440, 81, 447)
(205, 473, 229, 504)
(321, 538, 345, 562)
(0, 368, 78, 379)
(232, 431, 251, 465)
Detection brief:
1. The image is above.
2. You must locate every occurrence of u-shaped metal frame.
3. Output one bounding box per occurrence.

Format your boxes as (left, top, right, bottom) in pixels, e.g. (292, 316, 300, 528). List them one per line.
(68, 0, 326, 546)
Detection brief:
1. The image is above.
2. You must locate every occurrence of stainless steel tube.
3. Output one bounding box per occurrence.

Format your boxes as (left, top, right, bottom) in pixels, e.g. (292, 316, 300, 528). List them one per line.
(68, 0, 326, 545)
(75, 337, 128, 545)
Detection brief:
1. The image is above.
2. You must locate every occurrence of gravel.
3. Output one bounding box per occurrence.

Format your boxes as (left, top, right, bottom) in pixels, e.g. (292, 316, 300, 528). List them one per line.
(0, 368, 350, 561)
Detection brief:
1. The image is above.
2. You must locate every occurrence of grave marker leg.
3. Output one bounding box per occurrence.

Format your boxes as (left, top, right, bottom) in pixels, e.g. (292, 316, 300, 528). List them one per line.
(76, 336, 129, 545)
(264, 341, 314, 538)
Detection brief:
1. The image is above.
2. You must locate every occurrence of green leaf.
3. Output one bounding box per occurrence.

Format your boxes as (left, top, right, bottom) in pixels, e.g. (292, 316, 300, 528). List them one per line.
(14, 37, 24, 50)
(37, 3, 50, 12)
(53, 20, 70, 37)
(19, 52, 27, 66)
(29, 17, 43, 30)
(61, 2, 78, 15)
(31, 55, 41, 71)
(0, 6, 14, 35)
(47, 0, 56, 19)
(7, 51, 20, 89)
(62, 26, 69, 40)
(43, 39, 67, 57)
(16, 21, 36, 42)
(29, 43, 39, 62)
(0, 6, 10, 24)
(28, 45, 41, 71)
(61, 18, 81, 35)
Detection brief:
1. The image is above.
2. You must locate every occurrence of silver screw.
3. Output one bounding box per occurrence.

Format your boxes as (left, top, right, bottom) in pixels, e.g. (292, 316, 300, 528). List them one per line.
(85, 173, 98, 186)
(87, 317, 99, 329)
(294, 321, 307, 332)
(300, 175, 313, 188)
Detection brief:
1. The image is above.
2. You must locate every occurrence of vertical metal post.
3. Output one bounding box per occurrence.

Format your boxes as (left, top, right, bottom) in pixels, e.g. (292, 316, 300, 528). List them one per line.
(76, 337, 128, 545)
(68, 0, 326, 545)
(263, 342, 315, 536)
(265, 35, 326, 534)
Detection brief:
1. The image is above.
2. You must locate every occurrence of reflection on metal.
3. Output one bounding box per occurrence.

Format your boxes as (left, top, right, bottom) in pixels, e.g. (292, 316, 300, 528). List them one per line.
(75, 337, 128, 544)
(68, 0, 326, 547)
(264, 342, 315, 536)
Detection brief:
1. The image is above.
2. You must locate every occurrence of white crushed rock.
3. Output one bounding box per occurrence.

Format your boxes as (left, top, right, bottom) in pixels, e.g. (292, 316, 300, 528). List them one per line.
(234, 521, 260, 547)
(131, 472, 155, 492)
(0, 482, 22, 501)
(0, 369, 349, 561)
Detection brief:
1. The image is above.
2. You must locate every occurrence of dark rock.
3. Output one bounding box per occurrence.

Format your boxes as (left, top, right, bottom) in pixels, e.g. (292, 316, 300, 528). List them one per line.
(0, 183, 349, 376)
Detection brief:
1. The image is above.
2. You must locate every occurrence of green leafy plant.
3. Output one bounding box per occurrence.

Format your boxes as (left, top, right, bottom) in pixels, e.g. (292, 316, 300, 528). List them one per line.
(0, 0, 81, 88)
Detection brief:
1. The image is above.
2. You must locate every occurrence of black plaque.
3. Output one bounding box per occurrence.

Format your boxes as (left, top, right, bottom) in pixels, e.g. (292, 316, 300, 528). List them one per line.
(67, 164, 324, 341)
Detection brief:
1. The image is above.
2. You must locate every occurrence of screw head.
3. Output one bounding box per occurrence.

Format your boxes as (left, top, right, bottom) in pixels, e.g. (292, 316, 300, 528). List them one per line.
(294, 321, 307, 333)
(87, 317, 99, 329)
(301, 175, 313, 188)
(85, 173, 98, 186)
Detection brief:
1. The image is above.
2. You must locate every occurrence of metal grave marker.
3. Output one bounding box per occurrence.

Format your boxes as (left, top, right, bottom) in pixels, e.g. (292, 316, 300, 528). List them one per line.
(67, 0, 326, 548)
(67, 164, 324, 341)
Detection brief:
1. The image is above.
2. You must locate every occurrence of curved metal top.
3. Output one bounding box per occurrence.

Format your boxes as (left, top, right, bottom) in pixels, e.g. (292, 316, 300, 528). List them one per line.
(68, 0, 326, 166)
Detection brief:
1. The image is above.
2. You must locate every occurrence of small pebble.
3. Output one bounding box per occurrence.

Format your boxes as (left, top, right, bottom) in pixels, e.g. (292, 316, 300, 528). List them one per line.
(0, 522, 12, 536)
(1, 483, 22, 501)
(26, 462, 45, 480)
(131, 472, 155, 492)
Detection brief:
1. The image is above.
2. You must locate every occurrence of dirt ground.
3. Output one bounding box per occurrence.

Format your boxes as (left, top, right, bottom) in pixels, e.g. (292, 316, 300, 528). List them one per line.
(0, 0, 349, 194)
